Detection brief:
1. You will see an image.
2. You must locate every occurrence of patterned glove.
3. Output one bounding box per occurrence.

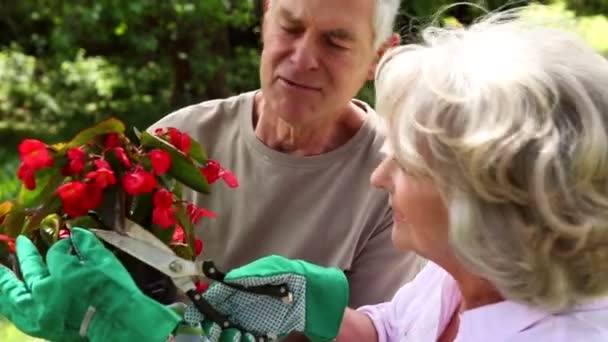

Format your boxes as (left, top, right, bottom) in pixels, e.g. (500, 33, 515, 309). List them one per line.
(179, 255, 349, 342)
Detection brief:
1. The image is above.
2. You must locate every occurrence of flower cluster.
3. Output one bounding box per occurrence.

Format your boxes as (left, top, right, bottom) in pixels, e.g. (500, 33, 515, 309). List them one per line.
(0, 119, 237, 264)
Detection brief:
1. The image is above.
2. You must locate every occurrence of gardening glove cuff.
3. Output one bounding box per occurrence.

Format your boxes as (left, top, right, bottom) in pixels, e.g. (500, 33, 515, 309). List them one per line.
(87, 292, 182, 342)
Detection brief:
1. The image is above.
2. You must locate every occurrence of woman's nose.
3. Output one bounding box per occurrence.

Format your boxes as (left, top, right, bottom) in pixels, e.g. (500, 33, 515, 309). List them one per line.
(370, 160, 390, 191)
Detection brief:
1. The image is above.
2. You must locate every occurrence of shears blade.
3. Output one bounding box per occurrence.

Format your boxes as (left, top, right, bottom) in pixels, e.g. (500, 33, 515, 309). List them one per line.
(90, 227, 203, 281)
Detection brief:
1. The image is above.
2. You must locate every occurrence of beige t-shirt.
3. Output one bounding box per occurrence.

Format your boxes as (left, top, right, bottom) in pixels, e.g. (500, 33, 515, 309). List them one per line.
(148, 91, 423, 307)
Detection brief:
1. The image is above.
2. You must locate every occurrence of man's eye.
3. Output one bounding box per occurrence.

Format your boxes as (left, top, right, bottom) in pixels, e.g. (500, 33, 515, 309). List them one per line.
(281, 26, 300, 34)
(326, 39, 348, 50)
(329, 41, 347, 50)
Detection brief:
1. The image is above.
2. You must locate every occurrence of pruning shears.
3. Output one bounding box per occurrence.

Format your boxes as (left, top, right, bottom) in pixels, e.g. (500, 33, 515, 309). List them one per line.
(89, 220, 292, 340)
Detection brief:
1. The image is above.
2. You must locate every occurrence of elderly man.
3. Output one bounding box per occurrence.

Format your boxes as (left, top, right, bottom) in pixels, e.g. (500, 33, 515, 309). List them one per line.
(148, 0, 422, 309)
(0, 1, 422, 342)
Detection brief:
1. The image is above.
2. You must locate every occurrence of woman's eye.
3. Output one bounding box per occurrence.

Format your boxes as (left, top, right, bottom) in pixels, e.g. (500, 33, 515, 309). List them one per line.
(392, 157, 413, 174)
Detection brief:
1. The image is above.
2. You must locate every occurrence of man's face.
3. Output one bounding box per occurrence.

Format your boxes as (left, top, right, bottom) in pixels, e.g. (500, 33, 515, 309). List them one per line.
(260, 0, 378, 125)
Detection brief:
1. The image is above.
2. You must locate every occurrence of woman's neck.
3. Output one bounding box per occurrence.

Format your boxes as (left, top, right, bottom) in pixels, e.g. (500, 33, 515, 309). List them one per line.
(436, 259, 504, 342)
(452, 268, 504, 311)
(435, 255, 504, 311)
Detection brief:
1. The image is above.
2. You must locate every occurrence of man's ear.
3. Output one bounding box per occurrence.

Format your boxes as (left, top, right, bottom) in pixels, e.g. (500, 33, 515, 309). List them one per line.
(367, 32, 401, 80)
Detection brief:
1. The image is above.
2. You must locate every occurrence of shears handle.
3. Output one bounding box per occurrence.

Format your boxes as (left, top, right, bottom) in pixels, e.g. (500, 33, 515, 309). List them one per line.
(202, 260, 292, 302)
(186, 289, 272, 342)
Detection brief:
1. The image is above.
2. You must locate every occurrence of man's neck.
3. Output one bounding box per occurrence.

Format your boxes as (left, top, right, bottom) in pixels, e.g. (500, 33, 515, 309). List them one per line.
(252, 92, 365, 156)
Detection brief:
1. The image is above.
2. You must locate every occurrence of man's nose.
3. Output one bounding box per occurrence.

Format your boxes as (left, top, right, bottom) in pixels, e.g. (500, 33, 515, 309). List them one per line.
(289, 34, 320, 71)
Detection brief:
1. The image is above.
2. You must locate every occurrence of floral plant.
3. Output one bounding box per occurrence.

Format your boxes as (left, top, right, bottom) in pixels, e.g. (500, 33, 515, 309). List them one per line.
(0, 118, 237, 277)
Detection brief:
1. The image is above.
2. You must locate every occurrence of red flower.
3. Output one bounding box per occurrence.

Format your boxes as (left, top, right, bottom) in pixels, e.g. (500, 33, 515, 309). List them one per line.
(105, 133, 121, 149)
(194, 279, 209, 293)
(186, 202, 217, 225)
(18, 139, 54, 170)
(152, 189, 175, 229)
(58, 229, 71, 239)
(17, 163, 36, 190)
(122, 170, 157, 195)
(168, 128, 191, 155)
(56, 181, 103, 217)
(200, 160, 221, 184)
(94, 159, 112, 170)
(66, 147, 86, 175)
(153, 207, 177, 228)
(200, 160, 239, 188)
(171, 225, 203, 255)
(221, 170, 239, 188)
(56, 181, 86, 202)
(148, 149, 171, 176)
(0, 234, 16, 254)
(172, 225, 185, 243)
(7, 241, 15, 253)
(153, 188, 174, 208)
(154, 128, 166, 135)
(86, 168, 116, 189)
(112, 147, 132, 168)
(195, 238, 203, 256)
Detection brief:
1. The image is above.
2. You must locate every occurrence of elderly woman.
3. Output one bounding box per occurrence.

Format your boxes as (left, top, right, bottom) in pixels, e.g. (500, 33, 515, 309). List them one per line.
(2, 7, 608, 342)
(353, 9, 608, 341)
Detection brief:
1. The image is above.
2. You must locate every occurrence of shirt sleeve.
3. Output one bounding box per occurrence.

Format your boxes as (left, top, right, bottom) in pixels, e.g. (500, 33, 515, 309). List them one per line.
(356, 263, 437, 342)
(344, 213, 425, 308)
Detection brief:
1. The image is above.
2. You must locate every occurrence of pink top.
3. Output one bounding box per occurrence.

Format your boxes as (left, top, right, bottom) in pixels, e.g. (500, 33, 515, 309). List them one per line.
(358, 262, 608, 341)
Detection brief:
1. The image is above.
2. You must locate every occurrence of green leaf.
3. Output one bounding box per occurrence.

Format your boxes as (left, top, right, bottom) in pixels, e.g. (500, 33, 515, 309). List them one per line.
(114, 22, 128, 36)
(170, 243, 194, 260)
(66, 216, 103, 230)
(172, 181, 183, 200)
(129, 193, 153, 228)
(188, 139, 208, 165)
(22, 196, 62, 235)
(133, 127, 143, 143)
(140, 131, 209, 194)
(150, 224, 175, 245)
(17, 166, 64, 208)
(0, 243, 9, 266)
(3, 205, 26, 237)
(64, 117, 126, 150)
(175, 204, 196, 260)
(0, 202, 13, 218)
(39, 214, 62, 247)
(94, 184, 126, 232)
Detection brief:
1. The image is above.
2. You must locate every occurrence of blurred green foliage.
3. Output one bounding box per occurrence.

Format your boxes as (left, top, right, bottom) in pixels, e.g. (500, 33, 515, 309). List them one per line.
(0, 149, 19, 202)
(0, 0, 262, 149)
(0, 0, 605, 149)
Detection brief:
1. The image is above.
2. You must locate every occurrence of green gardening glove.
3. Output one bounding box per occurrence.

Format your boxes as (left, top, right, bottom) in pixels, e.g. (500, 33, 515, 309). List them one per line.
(0, 228, 182, 342)
(181, 255, 349, 342)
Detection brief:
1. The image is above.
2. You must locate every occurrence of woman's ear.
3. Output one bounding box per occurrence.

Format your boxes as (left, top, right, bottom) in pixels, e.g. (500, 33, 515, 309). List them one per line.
(367, 33, 401, 80)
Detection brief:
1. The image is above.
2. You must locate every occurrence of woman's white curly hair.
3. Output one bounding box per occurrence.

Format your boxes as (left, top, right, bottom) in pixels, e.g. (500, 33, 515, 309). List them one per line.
(375, 7, 608, 312)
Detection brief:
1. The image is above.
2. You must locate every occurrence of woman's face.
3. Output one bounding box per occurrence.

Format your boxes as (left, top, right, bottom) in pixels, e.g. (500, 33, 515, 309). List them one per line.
(370, 149, 450, 259)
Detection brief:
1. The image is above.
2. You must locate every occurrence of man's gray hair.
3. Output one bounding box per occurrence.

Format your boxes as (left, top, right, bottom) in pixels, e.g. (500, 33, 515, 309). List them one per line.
(375, 7, 608, 313)
(373, 0, 401, 48)
(267, 0, 401, 49)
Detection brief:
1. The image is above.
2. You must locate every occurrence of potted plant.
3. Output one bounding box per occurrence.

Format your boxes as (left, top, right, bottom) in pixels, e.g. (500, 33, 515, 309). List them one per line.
(0, 118, 237, 304)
